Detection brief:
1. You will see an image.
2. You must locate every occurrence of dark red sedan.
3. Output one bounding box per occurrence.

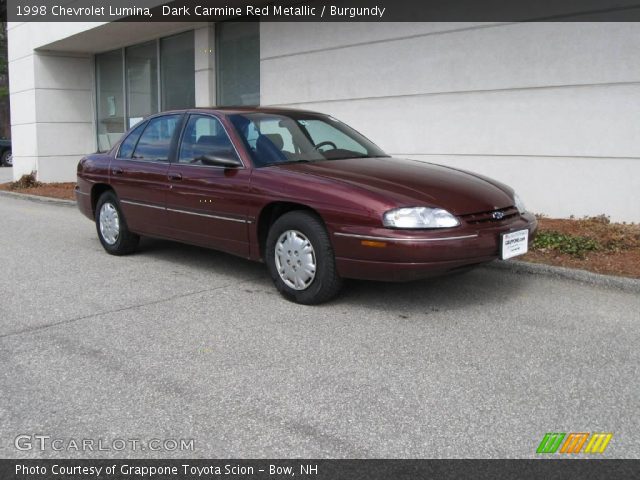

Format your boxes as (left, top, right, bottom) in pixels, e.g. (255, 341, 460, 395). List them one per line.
(76, 107, 537, 304)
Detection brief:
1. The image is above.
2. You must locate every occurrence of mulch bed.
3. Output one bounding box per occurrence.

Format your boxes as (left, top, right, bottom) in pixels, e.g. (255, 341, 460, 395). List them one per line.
(523, 217, 640, 279)
(523, 249, 640, 279)
(1, 179, 639, 278)
(0, 181, 76, 200)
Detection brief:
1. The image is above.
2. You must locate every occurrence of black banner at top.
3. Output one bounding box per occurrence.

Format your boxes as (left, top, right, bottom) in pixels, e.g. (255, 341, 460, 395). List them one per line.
(6, 0, 640, 22)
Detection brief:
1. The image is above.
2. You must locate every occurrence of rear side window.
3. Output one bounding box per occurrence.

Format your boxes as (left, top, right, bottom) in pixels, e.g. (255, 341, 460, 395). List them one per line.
(117, 121, 147, 159)
(132, 115, 180, 162)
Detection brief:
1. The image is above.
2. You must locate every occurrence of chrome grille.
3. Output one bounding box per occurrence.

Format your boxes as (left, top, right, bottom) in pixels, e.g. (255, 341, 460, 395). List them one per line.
(460, 206, 519, 225)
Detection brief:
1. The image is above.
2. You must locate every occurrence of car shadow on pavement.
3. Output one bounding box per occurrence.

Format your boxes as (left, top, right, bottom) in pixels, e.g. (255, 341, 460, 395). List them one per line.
(137, 237, 529, 313)
(137, 237, 264, 274)
(333, 267, 528, 315)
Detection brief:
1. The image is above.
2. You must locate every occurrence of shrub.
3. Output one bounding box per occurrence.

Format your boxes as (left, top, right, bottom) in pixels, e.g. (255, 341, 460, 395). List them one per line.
(532, 231, 600, 259)
(9, 172, 42, 190)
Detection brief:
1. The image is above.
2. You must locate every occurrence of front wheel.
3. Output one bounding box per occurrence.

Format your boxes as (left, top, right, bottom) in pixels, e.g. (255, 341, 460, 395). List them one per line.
(265, 211, 342, 305)
(95, 191, 139, 255)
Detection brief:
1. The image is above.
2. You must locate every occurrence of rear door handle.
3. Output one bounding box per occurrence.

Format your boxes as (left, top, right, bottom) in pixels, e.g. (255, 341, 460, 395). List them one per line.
(168, 172, 183, 181)
(112, 167, 124, 175)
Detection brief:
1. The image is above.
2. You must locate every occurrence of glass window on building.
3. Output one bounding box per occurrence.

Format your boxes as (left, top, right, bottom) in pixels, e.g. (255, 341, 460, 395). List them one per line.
(96, 32, 195, 152)
(216, 22, 260, 106)
(161, 31, 195, 110)
(96, 49, 125, 152)
(126, 41, 158, 127)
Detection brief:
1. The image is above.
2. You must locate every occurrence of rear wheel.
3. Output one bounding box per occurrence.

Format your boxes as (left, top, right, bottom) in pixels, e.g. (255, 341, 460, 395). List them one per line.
(1, 150, 11, 167)
(95, 191, 139, 255)
(266, 211, 342, 304)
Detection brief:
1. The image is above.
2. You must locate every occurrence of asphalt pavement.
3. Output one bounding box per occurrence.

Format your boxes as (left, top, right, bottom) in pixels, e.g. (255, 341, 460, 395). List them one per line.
(0, 195, 638, 459)
(0, 167, 13, 183)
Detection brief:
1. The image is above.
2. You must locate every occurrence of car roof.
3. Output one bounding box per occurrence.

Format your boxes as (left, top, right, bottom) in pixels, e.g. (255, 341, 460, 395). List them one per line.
(148, 106, 324, 117)
(197, 106, 323, 115)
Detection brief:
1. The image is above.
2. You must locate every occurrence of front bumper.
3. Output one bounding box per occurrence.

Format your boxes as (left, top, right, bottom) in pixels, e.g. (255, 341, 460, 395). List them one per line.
(332, 212, 538, 281)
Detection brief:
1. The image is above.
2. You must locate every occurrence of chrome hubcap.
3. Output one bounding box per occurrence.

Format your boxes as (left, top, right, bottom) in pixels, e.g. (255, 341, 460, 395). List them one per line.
(274, 230, 316, 290)
(99, 203, 120, 245)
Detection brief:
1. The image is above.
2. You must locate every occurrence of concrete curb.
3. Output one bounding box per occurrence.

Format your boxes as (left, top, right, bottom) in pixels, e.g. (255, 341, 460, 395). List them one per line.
(486, 259, 640, 294)
(0, 189, 76, 207)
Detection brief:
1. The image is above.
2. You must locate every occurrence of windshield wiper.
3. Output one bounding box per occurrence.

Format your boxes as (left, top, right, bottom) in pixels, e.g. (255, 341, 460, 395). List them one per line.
(262, 159, 313, 167)
(324, 154, 377, 161)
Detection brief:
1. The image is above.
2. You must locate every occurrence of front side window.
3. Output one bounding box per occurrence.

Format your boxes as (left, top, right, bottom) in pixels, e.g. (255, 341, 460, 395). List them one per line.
(178, 115, 239, 165)
(131, 115, 180, 161)
(117, 121, 147, 158)
(229, 113, 387, 167)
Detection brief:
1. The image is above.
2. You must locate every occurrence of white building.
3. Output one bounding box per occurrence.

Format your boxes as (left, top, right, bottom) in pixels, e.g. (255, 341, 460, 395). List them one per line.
(7, 21, 640, 221)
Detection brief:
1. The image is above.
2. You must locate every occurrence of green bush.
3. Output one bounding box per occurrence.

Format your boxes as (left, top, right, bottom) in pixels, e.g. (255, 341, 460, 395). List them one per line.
(532, 231, 600, 259)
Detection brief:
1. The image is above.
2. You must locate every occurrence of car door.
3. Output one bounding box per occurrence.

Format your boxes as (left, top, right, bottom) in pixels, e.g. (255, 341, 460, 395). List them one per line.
(109, 114, 182, 236)
(165, 113, 251, 257)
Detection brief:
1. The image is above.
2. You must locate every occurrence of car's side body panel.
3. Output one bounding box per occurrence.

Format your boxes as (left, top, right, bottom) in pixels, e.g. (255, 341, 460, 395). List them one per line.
(165, 163, 252, 257)
(108, 158, 170, 236)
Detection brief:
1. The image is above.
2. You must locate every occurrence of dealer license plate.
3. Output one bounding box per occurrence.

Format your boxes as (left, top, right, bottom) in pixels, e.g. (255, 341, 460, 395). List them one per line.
(500, 229, 529, 260)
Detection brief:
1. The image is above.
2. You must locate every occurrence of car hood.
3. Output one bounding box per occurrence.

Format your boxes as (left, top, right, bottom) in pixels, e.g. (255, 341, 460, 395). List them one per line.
(274, 157, 515, 215)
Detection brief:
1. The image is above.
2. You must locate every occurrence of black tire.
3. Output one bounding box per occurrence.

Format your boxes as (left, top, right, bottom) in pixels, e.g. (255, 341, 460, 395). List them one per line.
(265, 210, 343, 305)
(1, 150, 11, 167)
(95, 191, 139, 255)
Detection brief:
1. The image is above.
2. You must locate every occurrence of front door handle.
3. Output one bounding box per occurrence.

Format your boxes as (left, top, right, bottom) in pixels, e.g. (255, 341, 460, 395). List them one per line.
(168, 172, 183, 181)
(112, 167, 124, 175)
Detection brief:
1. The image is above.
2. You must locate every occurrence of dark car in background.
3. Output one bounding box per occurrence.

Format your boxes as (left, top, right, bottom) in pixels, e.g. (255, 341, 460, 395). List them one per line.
(0, 138, 11, 167)
(76, 107, 537, 304)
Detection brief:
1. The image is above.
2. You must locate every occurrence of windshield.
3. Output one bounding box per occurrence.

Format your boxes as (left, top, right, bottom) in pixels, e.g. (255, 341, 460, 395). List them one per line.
(228, 112, 388, 167)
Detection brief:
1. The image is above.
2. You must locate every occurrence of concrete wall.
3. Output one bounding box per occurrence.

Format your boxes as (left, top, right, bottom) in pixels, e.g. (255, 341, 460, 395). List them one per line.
(260, 22, 640, 221)
(8, 23, 96, 181)
(194, 24, 216, 107)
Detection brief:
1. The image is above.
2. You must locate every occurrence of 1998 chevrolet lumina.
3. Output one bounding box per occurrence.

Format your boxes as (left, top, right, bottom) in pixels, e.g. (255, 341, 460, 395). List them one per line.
(76, 107, 537, 304)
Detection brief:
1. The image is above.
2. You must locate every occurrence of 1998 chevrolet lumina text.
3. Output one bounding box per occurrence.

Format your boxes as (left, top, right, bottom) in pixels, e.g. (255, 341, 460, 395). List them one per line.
(18, 5, 153, 17)
(76, 107, 537, 304)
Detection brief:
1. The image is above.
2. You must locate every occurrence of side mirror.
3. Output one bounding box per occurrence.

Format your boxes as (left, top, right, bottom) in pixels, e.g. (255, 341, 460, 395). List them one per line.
(195, 155, 242, 168)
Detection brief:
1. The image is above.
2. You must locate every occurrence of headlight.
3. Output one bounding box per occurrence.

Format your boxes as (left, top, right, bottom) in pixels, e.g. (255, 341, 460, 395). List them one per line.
(383, 207, 460, 229)
(514, 193, 526, 214)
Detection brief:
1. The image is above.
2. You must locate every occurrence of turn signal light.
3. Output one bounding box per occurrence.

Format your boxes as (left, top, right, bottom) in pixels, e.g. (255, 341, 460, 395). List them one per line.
(361, 240, 387, 248)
